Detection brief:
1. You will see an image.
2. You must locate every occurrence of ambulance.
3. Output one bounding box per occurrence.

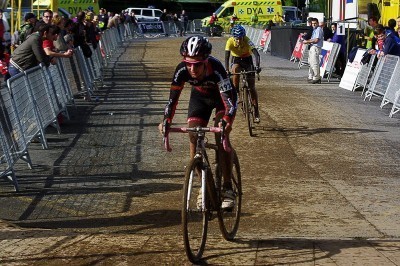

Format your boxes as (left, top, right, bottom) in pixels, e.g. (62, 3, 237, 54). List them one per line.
(202, 0, 284, 29)
(32, 0, 100, 17)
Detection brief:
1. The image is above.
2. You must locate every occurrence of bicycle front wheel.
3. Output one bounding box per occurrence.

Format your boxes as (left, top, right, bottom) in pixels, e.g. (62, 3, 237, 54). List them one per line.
(218, 150, 242, 240)
(182, 157, 209, 263)
(243, 86, 253, 136)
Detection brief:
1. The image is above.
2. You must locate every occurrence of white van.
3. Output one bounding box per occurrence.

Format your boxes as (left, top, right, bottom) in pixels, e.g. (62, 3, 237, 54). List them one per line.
(125, 7, 162, 22)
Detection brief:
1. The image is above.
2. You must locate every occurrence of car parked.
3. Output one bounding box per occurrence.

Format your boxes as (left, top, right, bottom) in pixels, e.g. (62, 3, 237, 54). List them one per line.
(125, 7, 162, 22)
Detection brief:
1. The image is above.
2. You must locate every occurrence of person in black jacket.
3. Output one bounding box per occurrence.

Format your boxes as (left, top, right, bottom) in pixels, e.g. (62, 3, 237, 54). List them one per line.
(34, 9, 53, 32)
(160, 9, 169, 36)
(319, 21, 332, 41)
(98, 8, 109, 32)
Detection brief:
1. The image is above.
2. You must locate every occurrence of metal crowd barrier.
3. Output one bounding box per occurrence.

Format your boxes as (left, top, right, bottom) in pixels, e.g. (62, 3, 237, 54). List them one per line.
(388, 65, 400, 117)
(0, 25, 125, 191)
(347, 52, 400, 118)
(243, 26, 265, 51)
(0, 88, 33, 191)
(298, 45, 310, 69)
(364, 55, 399, 101)
(6, 72, 46, 148)
(324, 43, 341, 82)
(354, 54, 376, 95)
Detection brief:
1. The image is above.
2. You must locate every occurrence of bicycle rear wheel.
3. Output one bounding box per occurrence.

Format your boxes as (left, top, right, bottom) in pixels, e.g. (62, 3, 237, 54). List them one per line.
(243, 86, 253, 136)
(182, 157, 209, 263)
(218, 150, 242, 240)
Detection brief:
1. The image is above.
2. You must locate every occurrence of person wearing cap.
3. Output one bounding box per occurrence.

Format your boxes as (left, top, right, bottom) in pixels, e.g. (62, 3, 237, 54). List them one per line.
(18, 12, 37, 44)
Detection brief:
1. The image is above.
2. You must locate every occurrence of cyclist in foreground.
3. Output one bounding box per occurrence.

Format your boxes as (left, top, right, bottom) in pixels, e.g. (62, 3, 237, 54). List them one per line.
(225, 25, 261, 123)
(159, 36, 238, 209)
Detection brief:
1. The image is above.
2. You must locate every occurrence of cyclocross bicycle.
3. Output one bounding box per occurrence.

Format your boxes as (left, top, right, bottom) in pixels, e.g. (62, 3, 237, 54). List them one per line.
(163, 124, 242, 263)
(232, 70, 260, 137)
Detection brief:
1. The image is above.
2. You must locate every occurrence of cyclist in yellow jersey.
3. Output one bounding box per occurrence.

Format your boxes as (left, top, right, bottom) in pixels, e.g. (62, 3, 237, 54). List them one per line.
(225, 25, 261, 123)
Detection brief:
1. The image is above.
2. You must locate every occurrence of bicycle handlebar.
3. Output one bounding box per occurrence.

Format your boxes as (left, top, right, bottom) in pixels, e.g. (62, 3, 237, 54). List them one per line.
(163, 126, 231, 153)
(229, 70, 260, 81)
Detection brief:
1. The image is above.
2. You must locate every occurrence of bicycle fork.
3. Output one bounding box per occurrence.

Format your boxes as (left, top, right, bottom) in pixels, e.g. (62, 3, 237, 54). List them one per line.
(188, 161, 219, 213)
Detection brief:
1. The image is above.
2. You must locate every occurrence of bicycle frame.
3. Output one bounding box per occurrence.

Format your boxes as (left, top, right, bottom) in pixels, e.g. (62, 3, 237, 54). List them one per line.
(165, 126, 230, 211)
(194, 132, 219, 211)
(230, 70, 259, 107)
(163, 125, 242, 262)
(231, 70, 259, 136)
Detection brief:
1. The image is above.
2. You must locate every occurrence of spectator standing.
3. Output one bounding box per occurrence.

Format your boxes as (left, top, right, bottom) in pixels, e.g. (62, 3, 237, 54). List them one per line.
(98, 8, 109, 31)
(251, 12, 259, 27)
(173, 13, 180, 34)
(179, 10, 189, 36)
(92, 16, 101, 40)
(71, 11, 93, 57)
(328, 23, 346, 77)
(8, 24, 55, 78)
(273, 12, 285, 25)
(107, 13, 120, 29)
(130, 12, 138, 33)
(230, 13, 238, 29)
(364, 16, 379, 49)
(302, 17, 313, 41)
(208, 13, 218, 36)
(368, 24, 400, 57)
(63, 19, 75, 49)
(34, 9, 53, 32)
(160, 9, 169, 36)
(52, 13, 69, 51)
(301, 17, 323, 84)
(43, 25, 73, 59)
(386, 19, 399, 37)
(85, 12, 99, 49)
(319, 21, 332, 41)
(18, 13, 37, 45)
(266, 20, 275, 30)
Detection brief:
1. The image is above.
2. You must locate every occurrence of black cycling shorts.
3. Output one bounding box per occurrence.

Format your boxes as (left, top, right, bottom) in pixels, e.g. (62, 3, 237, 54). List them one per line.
(187, 87, 225, 124)
(232, 56, 254, 70)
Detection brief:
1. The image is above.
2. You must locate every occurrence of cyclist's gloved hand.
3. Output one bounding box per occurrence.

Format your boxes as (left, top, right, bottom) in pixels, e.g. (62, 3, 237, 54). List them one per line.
(255, 66, 261, 74)
(219, 117, 232, 135)
(159, 118, 171, 136)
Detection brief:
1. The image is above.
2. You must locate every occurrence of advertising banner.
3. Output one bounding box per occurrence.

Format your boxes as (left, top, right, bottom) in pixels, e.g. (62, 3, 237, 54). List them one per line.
(259, 30, 271, 48)
(319, 41, 334, 77)
(339, 48, 366, 90)
(292, 34, 306, 60)
(138, 22, 165, 34)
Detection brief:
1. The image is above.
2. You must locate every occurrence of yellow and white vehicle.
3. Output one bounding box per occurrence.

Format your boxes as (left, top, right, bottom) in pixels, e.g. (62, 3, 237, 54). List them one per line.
(32, 0, 100, 17)
(202, 0, 284, 29)
(331, 0, 399, 27)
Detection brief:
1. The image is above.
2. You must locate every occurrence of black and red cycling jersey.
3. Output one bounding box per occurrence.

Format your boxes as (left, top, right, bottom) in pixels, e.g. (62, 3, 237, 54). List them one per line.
(164, 56, 237, 124)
